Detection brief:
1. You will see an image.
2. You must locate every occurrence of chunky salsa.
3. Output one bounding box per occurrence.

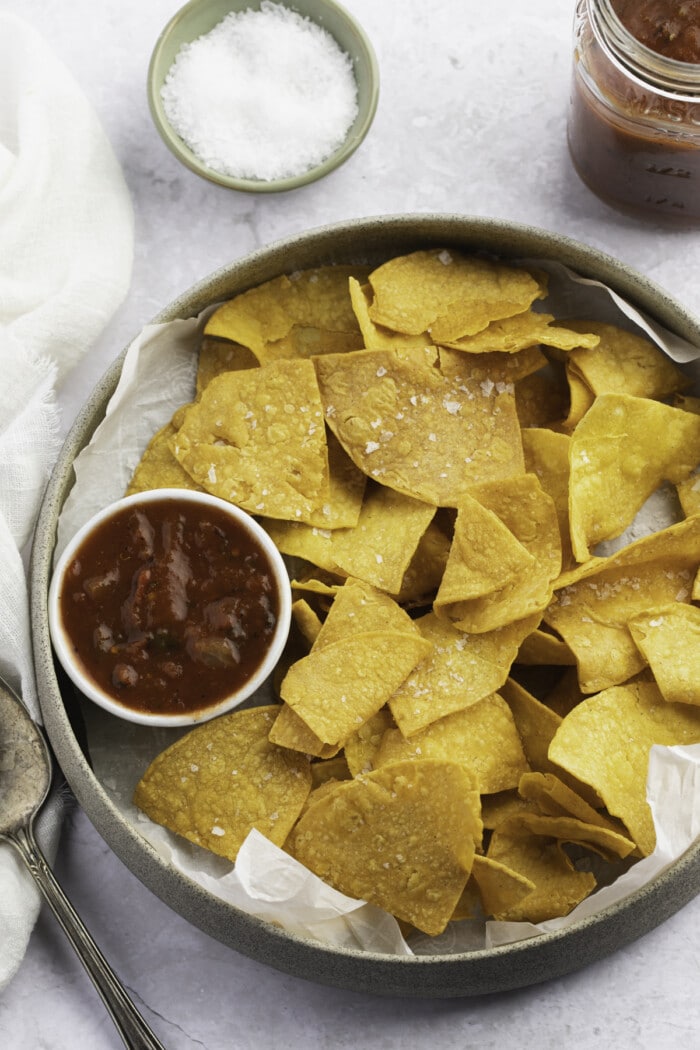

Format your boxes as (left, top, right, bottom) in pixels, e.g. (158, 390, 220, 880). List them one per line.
(568, 2, 700, 220)
(57, 497, 282, 716)
(611, 1, 700, 63)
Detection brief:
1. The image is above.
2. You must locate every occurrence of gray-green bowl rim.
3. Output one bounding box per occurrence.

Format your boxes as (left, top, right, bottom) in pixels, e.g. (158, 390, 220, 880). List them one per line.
(31, 213, 700, 998)
(147, 0, 380, 194)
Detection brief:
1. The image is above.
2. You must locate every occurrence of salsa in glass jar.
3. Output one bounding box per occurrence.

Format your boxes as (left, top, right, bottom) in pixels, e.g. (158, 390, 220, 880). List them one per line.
(567, 0, 700, 222)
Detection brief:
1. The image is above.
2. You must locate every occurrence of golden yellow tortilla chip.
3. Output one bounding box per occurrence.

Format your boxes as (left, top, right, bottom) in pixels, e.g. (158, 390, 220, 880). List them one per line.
(313, 576, 421, 649)
(330, 483, 436, 595)
(376, 693, 530, 793)
(291, 599, 323, 647)
(544, 515, 700, 693)
(288, 758, 482, 936)
(365, 249, 545, 340)
(343, 706, 395, 776)
(435, 475, 561, 633)
(469, 854, 536, 918)
(568, 393, 700, 561)
(548, 678, 700, 856)
(315, 345, 525, 505)
(204, 266, 366, 364)
(481, 790, 538, 830)
(564, 321, 691, 400)
(509, 811, 636, 860)
(442, 311, 600, 355)
(434, 494, 536, 608)
(628, 604, 700, 706)
(348, 277, 431, 350)
(171, 359, 331, 523)
(126, 420, 204, 496)
(486, 822, 596, 921)
(262, 520, 343, 576)
(500, 678, 602, 807)
(268, 702, 341, 759)
(280, 629, 431, 747)
(196, 335, 258, 394)
(561, 364, 596, 431)
(133, 705, 312, 862)
(521, 427, 575, 570)
(518, 771, 628, 837)
(388, 611, 541, 737)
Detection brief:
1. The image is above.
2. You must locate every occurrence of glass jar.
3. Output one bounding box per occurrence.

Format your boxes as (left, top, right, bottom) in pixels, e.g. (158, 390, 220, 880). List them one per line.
(567, 0, 700, 222)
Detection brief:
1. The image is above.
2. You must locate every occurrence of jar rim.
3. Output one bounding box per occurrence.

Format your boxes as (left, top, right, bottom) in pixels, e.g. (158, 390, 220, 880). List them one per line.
(590, 0, 700, 97)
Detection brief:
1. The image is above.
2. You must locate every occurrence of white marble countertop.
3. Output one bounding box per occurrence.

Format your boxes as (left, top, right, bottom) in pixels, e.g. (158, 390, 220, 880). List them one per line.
(1, 1, 699, 1047)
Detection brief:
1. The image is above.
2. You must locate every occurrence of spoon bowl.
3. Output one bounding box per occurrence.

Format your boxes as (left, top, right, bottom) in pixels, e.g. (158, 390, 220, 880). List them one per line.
(0, 680, 51, 835)
(0, 676, 167, 1050)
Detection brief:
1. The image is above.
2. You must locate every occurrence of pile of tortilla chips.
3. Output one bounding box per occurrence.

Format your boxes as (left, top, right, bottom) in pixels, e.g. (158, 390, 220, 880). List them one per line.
(130, 248, 700, 939)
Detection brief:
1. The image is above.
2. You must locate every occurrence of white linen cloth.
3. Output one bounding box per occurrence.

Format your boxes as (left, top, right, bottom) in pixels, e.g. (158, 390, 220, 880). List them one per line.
(0, 13, 134, 990)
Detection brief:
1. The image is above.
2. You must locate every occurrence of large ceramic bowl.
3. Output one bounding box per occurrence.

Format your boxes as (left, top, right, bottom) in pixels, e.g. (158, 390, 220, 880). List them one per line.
(31, 214, 700, 998)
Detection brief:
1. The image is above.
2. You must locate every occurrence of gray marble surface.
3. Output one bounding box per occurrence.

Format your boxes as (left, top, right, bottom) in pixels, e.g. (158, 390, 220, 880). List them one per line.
(1, 1, 699, 1047)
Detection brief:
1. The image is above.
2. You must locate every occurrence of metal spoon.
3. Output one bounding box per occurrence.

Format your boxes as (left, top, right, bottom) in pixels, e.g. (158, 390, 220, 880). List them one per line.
(0, 676, 167, 1050)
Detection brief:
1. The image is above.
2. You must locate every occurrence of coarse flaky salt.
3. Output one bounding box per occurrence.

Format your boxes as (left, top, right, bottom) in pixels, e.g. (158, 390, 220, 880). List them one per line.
(160, 2, 359, 181)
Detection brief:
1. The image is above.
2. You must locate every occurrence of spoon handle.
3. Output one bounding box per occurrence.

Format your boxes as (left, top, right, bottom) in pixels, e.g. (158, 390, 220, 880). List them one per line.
(9, 823, 167, 1050)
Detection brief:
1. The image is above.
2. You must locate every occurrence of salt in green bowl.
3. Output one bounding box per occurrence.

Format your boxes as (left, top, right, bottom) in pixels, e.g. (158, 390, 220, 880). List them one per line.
(147, 0, 380, 192)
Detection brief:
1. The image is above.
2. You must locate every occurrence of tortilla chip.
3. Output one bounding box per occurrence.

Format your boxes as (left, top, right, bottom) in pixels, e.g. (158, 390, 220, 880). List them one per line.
(343, 706, 396, 776)
(469, 854, 536, 918)
(331, 483, 436, 595)
(288, 758, 482, 936)
(568, 393, 700, 561)
(291, 599, 323, 647)
(518, 771, 627, 837)
(628, 604, 700, 706)
(564, 321, 691, 400)
(434, 494, 536, 607)
(376, 693, 530, 793)
(442, 311, 600, 355)
(280, 629, 431, 747)
(435, 475, 561, 633)
(204, 266, 366, 364)
(366, 249, 545, 339)
(268, 702, 341, 759)
(126, 420, 203, 495)
(171, 359, 331, 523)
(510, 811, 636, 860)
(522, 427, 575, 569)
(315, 345, 525, 505)
(548, 678, 700, 855)
(349, 277, 431, 350)
(314, 576, 421, 649)
(196, 335, 258, 394)
(133, 705, 312, 862)
(389, 611, 541, 737)
(486, 822, 596, 921)
(561, 364, 596, 431)
(544, 515, 700, 693)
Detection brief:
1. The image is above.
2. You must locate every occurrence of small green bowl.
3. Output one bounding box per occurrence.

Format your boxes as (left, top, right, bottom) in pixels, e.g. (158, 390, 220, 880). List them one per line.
(147, 0, 379, 192)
